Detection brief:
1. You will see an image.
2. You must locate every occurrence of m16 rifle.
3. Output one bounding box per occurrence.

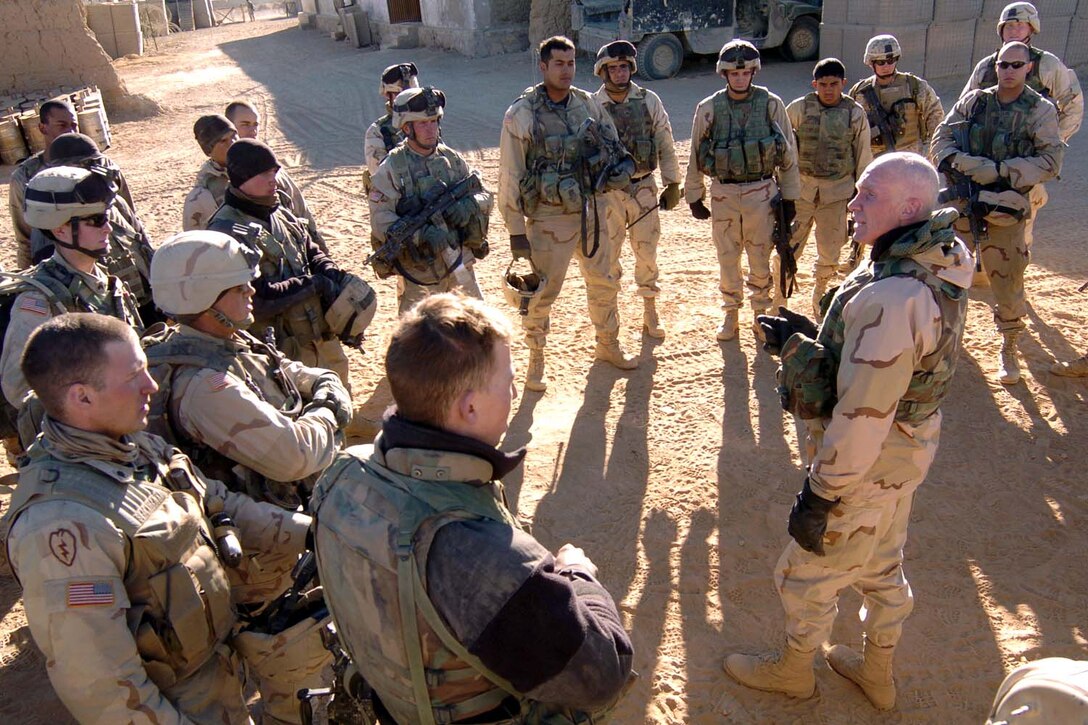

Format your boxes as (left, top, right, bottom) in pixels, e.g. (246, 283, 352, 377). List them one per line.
(771, 193, 797, 299)
(938, 122, 990, 272)
(862, 85, 900, 152)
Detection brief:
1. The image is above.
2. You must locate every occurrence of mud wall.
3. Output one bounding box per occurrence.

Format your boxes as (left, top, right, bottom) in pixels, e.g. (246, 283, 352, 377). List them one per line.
(528, 0, 570, 48)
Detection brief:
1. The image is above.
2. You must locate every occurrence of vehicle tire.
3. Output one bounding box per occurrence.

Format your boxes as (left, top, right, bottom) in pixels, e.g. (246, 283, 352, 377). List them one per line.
(637, 33, 684, 80)
(782, 16, 819, 63)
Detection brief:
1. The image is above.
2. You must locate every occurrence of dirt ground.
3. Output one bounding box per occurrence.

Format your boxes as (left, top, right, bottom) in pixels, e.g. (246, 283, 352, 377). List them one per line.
(2, 17, 1087, 724)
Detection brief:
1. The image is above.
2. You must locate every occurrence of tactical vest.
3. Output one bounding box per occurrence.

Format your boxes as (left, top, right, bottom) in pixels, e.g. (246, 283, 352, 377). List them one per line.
(965, 87, 1041, 165)
(104, 196, 154, 307)
(378, 113, 403, 153)
(779, 211, 967, 423)
(37, 256, 143, 330)
(196, 160, 229, 208)
(795, 94, 855, 179)
(208, 204, 328, 351)
(697, 86, 786, 182)
(312, 446, 601, 725)
(979, 47, 1048, 97)
(5, 440, 236, 692)
(519, 85, 613, 216)
(606, 88, 657, 176)
(853, 74, 924, 154)
(143, 325, 306, 508)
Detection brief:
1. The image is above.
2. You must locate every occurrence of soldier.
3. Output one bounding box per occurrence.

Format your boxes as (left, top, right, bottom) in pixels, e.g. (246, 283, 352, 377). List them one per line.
(311, 293, 634, 724)
(778, 58, 872, 317)
(3, 313, 324, 724)
(2, 166, 143, 412)
(729, 153, 972, 711)
(848, 35, 944, 159)
(932, 41, 1063, 385)
(34, 133, 159, 324)
(362, 62, 419, 192)
(962, 2, 1084, 251)
(498, 35, 638, 392)
(368, 86, 491, 313)
(225, 100, 329, 252)
(686, 39, 801, 341)
(147, 230, 354, 510)
(183, 113, 237, 231)
(207, 139, 355, 385)
(593, 40, 682, 339)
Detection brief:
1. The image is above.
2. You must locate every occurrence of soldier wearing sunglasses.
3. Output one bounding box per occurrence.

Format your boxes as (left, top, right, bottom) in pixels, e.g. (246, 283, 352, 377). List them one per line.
(2, 166, 144, 413)
(932, 41, 1063, 386)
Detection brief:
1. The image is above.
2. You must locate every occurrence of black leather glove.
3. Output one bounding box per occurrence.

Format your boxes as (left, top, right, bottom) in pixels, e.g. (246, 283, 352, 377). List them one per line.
(781, 199, 797, 228)
(787, 478, 840, 556)
(690, 199, 711, 220)
(310, 274, 340, 307)
(756, 306, 819, 356)
(443, 196, 477, 228)
(421, 224, 458, 255)
(305, 374, 353, 430)
(510, 233, 532, 260)
(659, 183, 681, 211)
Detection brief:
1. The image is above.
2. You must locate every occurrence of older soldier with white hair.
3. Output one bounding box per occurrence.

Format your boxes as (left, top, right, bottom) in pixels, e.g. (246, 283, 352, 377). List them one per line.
(726, 153, 972, 711)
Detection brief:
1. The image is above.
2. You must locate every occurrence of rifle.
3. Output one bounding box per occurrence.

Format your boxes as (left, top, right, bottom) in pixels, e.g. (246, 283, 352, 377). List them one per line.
(366, 172, 484, 284)
(938, 122, 988, 272)
(770, 193, 797, 299)
(299, 625, 378, 724)
(842, 218, 862, 273)
(862, 85, 899, 153)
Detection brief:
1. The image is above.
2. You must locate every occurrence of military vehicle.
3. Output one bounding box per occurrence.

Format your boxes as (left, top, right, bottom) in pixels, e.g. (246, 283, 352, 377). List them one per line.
(571, 0, 822, 79)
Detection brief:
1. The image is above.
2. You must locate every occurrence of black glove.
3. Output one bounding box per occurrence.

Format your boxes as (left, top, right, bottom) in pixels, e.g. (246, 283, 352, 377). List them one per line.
(444, 196, 477, 228)
(659, 183, 681, 211)
(310, 274, 340, 307)
(421, 224, 458, 255)
(756, 306, 819, 356)
(787, 478, 840, 556)
(690, 200, 711, 220)
(510, 233, 532, 260)
(781, 199, 797, 228)
(305, 374, 353, 430)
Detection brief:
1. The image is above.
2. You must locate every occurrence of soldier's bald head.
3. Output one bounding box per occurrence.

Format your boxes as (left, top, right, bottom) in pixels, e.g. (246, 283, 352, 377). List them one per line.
(868, 152, 939, 221)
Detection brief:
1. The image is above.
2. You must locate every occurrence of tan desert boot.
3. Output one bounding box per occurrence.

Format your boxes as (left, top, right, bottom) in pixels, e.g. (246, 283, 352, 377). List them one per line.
(643, 297, 665, 339)
(595, 341, 638, 370)
(1051, 352, 1088, 377)
(826, 639, 896, 711)
(723, 645, 817, 699)
(998, 331, 1021, 385)
(525, 348, 548, 392)
(716, 309, 739, 341)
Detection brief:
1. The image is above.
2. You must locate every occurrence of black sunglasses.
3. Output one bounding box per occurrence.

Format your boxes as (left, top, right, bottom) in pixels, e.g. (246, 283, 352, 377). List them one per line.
(996, 60, 1028, 69)
(394, 88, 446, 114)
(79, 212, 110, 228)
(720, 46, 760, 63)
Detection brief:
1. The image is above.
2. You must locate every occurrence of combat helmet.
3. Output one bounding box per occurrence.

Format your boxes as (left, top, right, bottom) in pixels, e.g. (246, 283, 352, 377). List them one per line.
(595, 40, 638, 78)
(717, 40, 760, 75)
(503, 260, 546, 317)
(391, 87, 445, 130)
(864, 35, 901, 66)
(998, 2, 1041, 36)
(24, 165, 115, 231)
(150, 230, 260, 321)
(380, 62, 420, 99)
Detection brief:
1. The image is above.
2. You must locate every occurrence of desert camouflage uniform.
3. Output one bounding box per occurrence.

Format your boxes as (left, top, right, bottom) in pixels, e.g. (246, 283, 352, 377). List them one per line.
(1, 253, 143, 408)
(931, 86, 1063, 332)
(594, 82, 681, 298)
(776, 210, 972, 652)
(362, 113, 402, 190)
(368, 143, 490, 313)
(147, 324, 345, 510)
(183, 158, 229, 231)
(208, 193, 350, 384)
(848, 72, 944, 157)
(3, 418, 314, 724)
(7, 153, 47, 268)
(779, 92, 872, 307)
(312, 415, 633, 724)
(963, 46, 1083, 246)
(498, 84, 628, 351)
(685, 85, 801, 313)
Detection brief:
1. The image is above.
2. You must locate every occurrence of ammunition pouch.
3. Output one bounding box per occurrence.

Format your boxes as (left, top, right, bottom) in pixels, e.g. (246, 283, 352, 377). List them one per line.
(777, 333, 837, 420)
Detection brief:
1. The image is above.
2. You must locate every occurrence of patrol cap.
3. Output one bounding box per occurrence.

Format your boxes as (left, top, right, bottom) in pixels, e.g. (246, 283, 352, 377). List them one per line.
(717, 40, 761, 75)
(999, 2, 1040, 35)
(194, 114, 237, 155)
(150, 230, 260, 316)
(392, 87, 445, 129)
(24, 165, 116, 230)
(379, 62, 420, 99)
(594, 40, 638, 78)
(864, 35, 901, 65)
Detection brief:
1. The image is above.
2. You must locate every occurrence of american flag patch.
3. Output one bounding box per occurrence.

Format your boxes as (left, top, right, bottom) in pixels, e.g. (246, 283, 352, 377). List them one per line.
(207, 372, 229, 391)
(67, 581, 115, 607)
(18, 297, 49, 316)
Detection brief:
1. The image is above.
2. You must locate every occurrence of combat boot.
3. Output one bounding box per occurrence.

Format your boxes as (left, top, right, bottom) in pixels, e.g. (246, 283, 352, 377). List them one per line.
(826, 639, 896, 711)
(643, 297, 665, 339)
(723, 645, 817, 698)
(525, 348, 548, 392)
(595, 341, 638, 370)
(1051, 352, 1088, 377)
(716, 309, 739, 341)
(811, 277, 829, 321)
(998, 332, 1021, 385)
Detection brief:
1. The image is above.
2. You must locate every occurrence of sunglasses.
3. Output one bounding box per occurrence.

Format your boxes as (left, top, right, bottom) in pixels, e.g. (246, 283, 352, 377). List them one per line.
(720, 46, 760, 63)
(79, 212, 110, 227)
(394, 88, 446, 114)
(996, 60, 1028, 69)
(873, 58, 898, 67)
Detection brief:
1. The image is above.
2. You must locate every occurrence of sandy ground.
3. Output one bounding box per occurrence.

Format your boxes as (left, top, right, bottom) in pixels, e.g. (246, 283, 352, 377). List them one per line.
(1, 17, 1087, 724)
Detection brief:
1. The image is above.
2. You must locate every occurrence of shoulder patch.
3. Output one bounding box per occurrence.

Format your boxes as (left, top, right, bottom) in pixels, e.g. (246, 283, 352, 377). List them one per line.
(18, 296, 50, 316)
(206, 371, 230, 392)
(369, 189, 387, 203)
(67, 580, 115, 608)
(49, 527, 77, 566)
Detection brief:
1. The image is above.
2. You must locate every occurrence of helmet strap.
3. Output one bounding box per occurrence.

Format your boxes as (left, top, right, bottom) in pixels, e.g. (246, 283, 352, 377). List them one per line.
(54, 217, 108, 260)
(206, 306, 253, 332)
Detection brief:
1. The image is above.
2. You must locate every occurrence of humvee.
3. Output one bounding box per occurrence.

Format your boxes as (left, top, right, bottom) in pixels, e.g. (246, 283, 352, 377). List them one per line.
(571, 0, 822, 79)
